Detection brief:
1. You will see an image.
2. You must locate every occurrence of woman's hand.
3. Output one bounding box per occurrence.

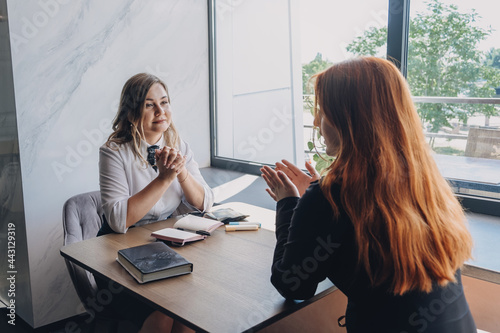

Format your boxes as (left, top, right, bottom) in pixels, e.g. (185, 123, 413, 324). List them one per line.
(126, 147, 183, 228)
(155, 147, 180, 182)
(172, 155, 188, 183)
(164, 149, 204, 210)
(261, 165, 299, 201)
(275, 160, 320, 196)
(156, 147, 190, 185)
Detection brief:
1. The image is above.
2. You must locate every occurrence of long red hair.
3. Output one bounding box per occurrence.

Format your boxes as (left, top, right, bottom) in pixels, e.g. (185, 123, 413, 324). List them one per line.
(313, 57, 473, 295)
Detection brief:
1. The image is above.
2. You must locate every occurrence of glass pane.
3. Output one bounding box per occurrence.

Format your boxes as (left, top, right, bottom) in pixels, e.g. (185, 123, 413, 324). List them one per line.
(299, 0, 388, 169)
(214, 0, 304, 166)
(407, 0, 500, 200)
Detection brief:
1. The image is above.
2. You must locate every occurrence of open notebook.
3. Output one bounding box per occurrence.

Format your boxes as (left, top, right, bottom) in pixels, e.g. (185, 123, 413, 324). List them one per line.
(151, 215, 223, 246)
(173, 214, 223, 234)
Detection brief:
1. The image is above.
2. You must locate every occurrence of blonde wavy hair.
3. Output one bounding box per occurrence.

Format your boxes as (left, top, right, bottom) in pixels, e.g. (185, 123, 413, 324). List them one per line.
(313, 57, 473, 295)
(106, 73, 179, 165)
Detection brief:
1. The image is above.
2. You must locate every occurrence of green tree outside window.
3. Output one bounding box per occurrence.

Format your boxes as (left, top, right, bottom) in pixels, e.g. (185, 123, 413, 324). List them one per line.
(305, 0, 500, 173)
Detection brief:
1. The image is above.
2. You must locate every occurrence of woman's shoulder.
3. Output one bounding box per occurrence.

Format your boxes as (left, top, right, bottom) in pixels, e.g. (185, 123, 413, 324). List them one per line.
(300, 179, 343, 213)
(178, 138, 194, 156)
(305, 180, 322, 195)
(301, 180, 328, 205)
(305, 179, 341, 197)
(100, 141, 133, 155)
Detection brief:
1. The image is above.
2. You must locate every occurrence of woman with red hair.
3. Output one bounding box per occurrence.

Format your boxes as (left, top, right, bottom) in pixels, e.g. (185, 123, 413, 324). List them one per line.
(261, 57, 476, 332)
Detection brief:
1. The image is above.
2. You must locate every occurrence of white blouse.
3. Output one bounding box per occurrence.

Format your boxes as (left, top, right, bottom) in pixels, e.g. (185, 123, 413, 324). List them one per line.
(99, 137, 214, 233)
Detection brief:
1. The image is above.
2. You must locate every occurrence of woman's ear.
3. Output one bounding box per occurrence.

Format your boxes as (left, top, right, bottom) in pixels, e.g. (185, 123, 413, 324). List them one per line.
(313, 112, 321, 128)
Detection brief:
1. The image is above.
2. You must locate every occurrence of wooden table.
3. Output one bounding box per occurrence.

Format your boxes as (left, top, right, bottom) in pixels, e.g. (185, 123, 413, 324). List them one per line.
(60, 202, 337, 333)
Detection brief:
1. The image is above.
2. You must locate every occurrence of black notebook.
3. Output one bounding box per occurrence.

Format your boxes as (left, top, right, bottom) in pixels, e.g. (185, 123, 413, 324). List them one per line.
(117, 242, 193, 284)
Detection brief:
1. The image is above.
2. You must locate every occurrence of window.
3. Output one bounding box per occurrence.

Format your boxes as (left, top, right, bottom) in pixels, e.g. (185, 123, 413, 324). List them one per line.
(407, 0, 500, 202)
(299, 0, 388, 169)
(209, 0, 499, 214)
(211, 0, 304, 173)
(211, 0, 388, 172)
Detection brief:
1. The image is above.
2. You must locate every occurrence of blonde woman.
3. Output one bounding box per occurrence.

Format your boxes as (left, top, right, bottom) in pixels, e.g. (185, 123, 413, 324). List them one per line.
(99, 73, 213, 235)
(261, 57, 476, 332)
(97, 73, 213, 332)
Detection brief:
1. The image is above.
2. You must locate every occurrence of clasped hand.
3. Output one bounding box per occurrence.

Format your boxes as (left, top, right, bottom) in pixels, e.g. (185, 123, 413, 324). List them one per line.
(154, 146, 186, 181)
(261, 159, 320, 201)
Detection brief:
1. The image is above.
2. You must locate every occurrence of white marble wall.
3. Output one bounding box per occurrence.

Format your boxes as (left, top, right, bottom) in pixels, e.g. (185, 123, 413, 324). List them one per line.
(6, 0, 210, 327)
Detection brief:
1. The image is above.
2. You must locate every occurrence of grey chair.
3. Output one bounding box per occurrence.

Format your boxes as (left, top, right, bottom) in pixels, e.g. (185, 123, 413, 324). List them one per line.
(62, 191, 119, 331)
(63, 191, 103, 304)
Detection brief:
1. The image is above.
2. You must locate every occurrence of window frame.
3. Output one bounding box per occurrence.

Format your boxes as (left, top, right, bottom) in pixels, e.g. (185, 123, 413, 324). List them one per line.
(208, 0, 500, 215)
(208, 0, 290, 175)
(386, 0, 410, 75)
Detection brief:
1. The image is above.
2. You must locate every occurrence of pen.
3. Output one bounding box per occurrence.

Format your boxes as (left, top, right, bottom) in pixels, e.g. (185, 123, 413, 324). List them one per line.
(225, 225, 259, 232)
(228, 222, 261, 228)
(177, 228, 211, 236)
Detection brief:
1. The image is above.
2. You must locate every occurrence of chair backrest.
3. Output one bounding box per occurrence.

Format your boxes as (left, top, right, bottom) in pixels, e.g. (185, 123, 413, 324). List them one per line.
(62, 191, 103, 307)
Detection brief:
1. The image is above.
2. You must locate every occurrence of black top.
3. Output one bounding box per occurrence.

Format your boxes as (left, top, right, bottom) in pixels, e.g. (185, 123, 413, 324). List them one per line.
(271, 181, 476, 333)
